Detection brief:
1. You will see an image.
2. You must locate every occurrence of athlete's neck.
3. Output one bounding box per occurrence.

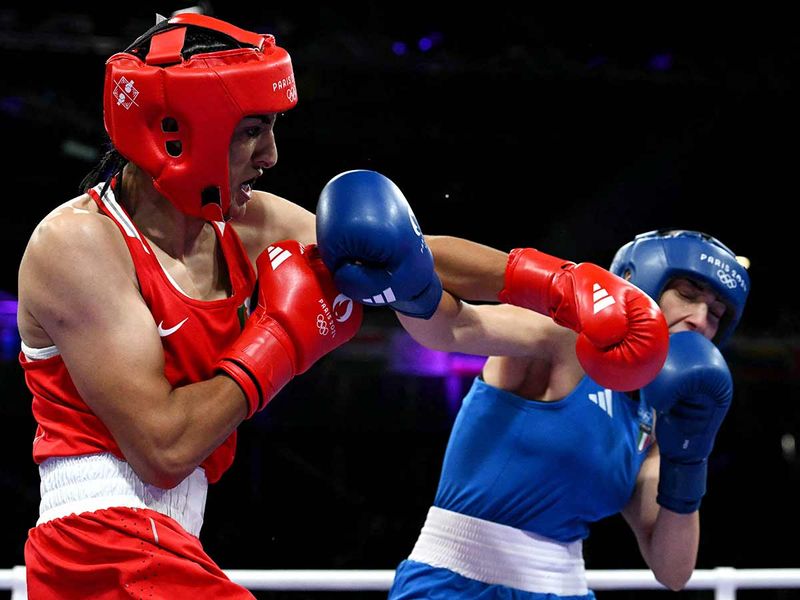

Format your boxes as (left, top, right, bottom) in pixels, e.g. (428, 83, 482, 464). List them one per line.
(119, 163, 209, 259)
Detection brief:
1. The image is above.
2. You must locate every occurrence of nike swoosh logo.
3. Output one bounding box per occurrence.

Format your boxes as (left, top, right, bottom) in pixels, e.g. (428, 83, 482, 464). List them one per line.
(157, 317, 189, 338)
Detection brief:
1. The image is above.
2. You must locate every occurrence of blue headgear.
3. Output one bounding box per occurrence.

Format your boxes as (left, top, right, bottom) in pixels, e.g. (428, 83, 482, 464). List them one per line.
(610, 229, 749, 345)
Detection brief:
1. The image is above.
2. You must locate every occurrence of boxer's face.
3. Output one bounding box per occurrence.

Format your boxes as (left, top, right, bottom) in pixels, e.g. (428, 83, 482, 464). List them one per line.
(227, 115, 278, 220)
(659, 277, 726, 340)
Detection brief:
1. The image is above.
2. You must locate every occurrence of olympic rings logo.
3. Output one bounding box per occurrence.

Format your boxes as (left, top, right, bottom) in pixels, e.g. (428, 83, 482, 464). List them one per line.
(716, 269, 739, 289)
(316, 314, 329, 335)
(287, 86, 298, 103)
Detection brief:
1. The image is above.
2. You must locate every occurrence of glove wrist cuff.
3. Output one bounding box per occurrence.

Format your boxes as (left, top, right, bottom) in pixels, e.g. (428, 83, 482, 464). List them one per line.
(217, 362, 261, 418)
(657, 458, 708, 514)
(389, 274, 444, 319)
(216, 319, 297, 418)
(498, 248, 569, 315)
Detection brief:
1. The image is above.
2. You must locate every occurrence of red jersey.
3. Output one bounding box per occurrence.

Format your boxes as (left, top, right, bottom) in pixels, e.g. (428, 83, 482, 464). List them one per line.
(20, 182, 256, 484)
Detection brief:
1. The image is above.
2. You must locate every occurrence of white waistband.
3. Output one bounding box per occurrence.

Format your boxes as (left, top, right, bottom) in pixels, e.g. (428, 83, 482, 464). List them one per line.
(37, 453, 208, 537)
(20, 340, 59, 360)
(408, 506, 588, 596)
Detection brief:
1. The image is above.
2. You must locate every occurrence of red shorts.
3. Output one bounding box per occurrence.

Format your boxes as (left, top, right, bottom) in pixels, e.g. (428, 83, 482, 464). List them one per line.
(25, 506, 254, 600)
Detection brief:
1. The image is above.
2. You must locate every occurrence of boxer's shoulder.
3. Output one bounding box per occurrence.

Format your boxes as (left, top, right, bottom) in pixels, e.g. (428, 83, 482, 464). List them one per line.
(231, 190, 316, 257)
(27, 193, 126, 258)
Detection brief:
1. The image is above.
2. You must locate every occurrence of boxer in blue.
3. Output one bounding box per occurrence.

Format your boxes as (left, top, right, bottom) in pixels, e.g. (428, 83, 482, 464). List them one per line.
(314, 173, 748, 599)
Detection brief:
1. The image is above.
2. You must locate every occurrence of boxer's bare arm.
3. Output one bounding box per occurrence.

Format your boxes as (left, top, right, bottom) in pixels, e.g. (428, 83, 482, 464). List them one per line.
(622, 446, 699, 590)
(425, 235, 508, 302)
(399, 292, 584, 400)
(18, 209, 247, 489)
(231, 190, 317, 268)
(396, 291, 560, 358)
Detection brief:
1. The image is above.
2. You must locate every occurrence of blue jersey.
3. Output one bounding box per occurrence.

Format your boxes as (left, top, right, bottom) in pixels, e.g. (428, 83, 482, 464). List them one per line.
(434, 376, 655, 542)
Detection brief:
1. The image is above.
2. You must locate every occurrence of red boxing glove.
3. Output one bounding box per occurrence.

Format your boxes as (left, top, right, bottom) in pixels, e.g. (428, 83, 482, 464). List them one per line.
(217, 241, 362, 417)
(498, 248, 668, 391)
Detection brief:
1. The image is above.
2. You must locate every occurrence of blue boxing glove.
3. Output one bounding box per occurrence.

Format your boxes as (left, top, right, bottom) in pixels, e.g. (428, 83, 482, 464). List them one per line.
(315, 170, 443, 319)
(642, 331, 733, 514)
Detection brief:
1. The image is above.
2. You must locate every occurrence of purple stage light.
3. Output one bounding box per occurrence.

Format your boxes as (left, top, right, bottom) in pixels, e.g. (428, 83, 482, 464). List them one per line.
(0, 96, 24, 116)
(0, 292, 20, 362)
(389, 330, 487, 411)
(649, 53, 673, 71)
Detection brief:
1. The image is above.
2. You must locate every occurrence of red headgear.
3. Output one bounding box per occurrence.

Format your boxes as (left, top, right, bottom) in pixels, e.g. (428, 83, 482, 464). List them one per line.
(103, 13, 297, 221)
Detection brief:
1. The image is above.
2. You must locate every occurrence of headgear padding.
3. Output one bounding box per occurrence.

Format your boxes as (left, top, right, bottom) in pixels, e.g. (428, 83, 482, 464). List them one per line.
(610, 229, 749, 345)
(103, 13, 297, 221)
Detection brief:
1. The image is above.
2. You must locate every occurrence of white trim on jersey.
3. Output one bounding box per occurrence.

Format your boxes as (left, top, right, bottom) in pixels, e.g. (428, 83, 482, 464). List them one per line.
(93, 183, 151, 255)
(21, 340, 60, 360)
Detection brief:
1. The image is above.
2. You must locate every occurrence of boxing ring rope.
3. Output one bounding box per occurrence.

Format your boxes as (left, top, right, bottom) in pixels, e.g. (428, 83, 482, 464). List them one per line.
(3, 567, 800, 599)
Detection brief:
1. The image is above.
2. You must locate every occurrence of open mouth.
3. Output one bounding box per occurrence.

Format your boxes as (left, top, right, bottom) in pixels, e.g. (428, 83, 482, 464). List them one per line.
(238, 177, 258, 200)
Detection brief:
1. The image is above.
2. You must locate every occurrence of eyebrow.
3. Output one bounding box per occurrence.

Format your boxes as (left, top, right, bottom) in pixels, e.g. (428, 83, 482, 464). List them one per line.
(681, 278, 726, 308)
(689, 280, 705, 292)
(681, 278, 709, 292)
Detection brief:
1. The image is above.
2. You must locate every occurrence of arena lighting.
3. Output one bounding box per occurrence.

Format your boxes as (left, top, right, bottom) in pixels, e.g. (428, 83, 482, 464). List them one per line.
(649, 52, 673, 70)
(392, 41, 407, 56)
(62, 139, 99, 162)
(389, 330, 486, 377)
(389, 330, 487, 412)
(418, 31, 443, 52)
(0, 96, 23, 116)
(781, 433, 796, 462)
(0, 292, 19, 362)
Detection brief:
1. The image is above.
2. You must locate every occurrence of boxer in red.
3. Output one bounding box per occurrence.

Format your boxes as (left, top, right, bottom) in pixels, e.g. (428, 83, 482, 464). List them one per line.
(18, 13, 361, 599)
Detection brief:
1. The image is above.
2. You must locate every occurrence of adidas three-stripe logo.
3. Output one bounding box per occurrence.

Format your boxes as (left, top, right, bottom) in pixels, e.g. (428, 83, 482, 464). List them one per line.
(592, 283, 616, 314)
(361, 287, 396, 305)
(588, 389, 613, 417)
(267, 245, 292, 270)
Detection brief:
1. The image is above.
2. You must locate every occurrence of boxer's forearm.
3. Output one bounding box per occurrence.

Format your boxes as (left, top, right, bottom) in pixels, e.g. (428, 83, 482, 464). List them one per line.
(396, 291, 549, 357)
(426, 235, 508, 302)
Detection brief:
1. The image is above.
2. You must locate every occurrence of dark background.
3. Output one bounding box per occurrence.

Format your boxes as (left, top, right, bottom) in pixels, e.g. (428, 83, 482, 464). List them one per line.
(1, 4, 798, 598)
